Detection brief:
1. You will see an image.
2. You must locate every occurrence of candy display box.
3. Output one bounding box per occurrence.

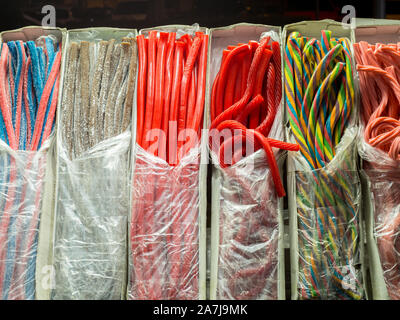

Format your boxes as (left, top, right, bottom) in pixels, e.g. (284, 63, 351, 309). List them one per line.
(208, 23, 286, 300)
(37, 27, 137, 300)
(284, 19, 366, 300)
(128, 25, 209, 300)
(354, 18, 400, 300)
(0, 26, 65, 300)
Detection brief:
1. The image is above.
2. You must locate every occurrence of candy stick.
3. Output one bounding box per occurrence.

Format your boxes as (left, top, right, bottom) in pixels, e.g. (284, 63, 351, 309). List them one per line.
(40, 74, 59, 144)
(248, 49, 272, 129)
(159, 32, 176, 161)
(76, 41, 90, 154)
(27, 41, 43, 106)
(97, 39, 115, 142)
(178, 35, 202, 160)
(61, 42, 79, 158)
(135, 31, 166, 299)
(186, 61, 197, 126)
(189, 33, 208, 135)
(104, 42, 131, 139)
(88, 41, 107, 148)
(211, 50, 229, 122)
(151, 32, 168, 156)
(0, 43, 21, 298)
(23, 57, 32, 144)
(0, 45, 17, 149)
(216, 45, 250, 118)
(132, 34, 152, 298)
(121, 38, 137, 133)
(113, 73, 128, 135)
(136, 35, 147, 147)
(142, 31, 157, 150)
(30, 51, 61, 151)
(12, 41, 26, 147)
(223, 52, 239, 110)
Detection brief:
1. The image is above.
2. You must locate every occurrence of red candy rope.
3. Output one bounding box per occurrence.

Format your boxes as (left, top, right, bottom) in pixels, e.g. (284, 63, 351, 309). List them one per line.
(217, 45, 250, 114)
(152, 32, 168, 157)
(210, 37, 298, 197)
(30, 51, 61, 151)
(168, 41, 185, 165)
(248, 49, 272, 129)
(141, 31, 157, 150)
(0, 45, 17, 149)
(210, 36, 270, 130)
(177, 35, 202, 160)
(136, 35, 147, 146)
(159, 32, 176, 161)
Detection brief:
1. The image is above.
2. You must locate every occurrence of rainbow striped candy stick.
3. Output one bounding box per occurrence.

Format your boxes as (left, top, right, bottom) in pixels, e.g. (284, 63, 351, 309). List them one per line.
(285, 30, 363, 299)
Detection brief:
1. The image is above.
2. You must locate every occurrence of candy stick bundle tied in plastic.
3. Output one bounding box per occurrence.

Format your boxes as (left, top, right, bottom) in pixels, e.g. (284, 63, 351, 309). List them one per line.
(129, 27, 208, 300)
(285, 29, 364, 299)
(355, 40, 400, 300)
(0, 34, 61, 299)
(51, 30, 136, 300)
(208, 27, 298, 300)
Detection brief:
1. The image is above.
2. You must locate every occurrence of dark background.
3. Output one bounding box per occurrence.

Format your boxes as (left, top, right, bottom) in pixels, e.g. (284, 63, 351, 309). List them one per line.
(0, 0, 396, 31)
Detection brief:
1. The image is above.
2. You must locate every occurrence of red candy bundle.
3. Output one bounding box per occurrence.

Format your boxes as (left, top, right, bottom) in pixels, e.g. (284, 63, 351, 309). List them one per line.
(129, 28, 208, 300)
(209, 35, 298, 196)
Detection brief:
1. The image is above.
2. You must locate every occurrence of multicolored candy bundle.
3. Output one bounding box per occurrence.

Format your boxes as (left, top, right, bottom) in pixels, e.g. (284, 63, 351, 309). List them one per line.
(285, 30, 363, 299)
(0, 36, 61, 299)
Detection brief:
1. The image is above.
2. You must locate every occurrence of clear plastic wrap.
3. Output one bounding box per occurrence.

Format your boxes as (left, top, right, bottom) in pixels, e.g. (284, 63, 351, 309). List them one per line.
(208, 25, 285, 300)
(0, 140, 52, 299)
(359, 124, 400, 300)
(128, 25, 208, 300)
(288, 127, 364, 299)
(52, 132, 131, 300)
(211, 151, 284, 299)
(50, 28, 136, 300)
(357, 84, 400, 302)
(129, 144, 203, 300)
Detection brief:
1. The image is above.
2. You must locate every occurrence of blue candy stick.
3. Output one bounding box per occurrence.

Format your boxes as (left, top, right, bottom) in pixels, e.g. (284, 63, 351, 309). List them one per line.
(26, 41, 43, 106)
(45, 38, 55, 78)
